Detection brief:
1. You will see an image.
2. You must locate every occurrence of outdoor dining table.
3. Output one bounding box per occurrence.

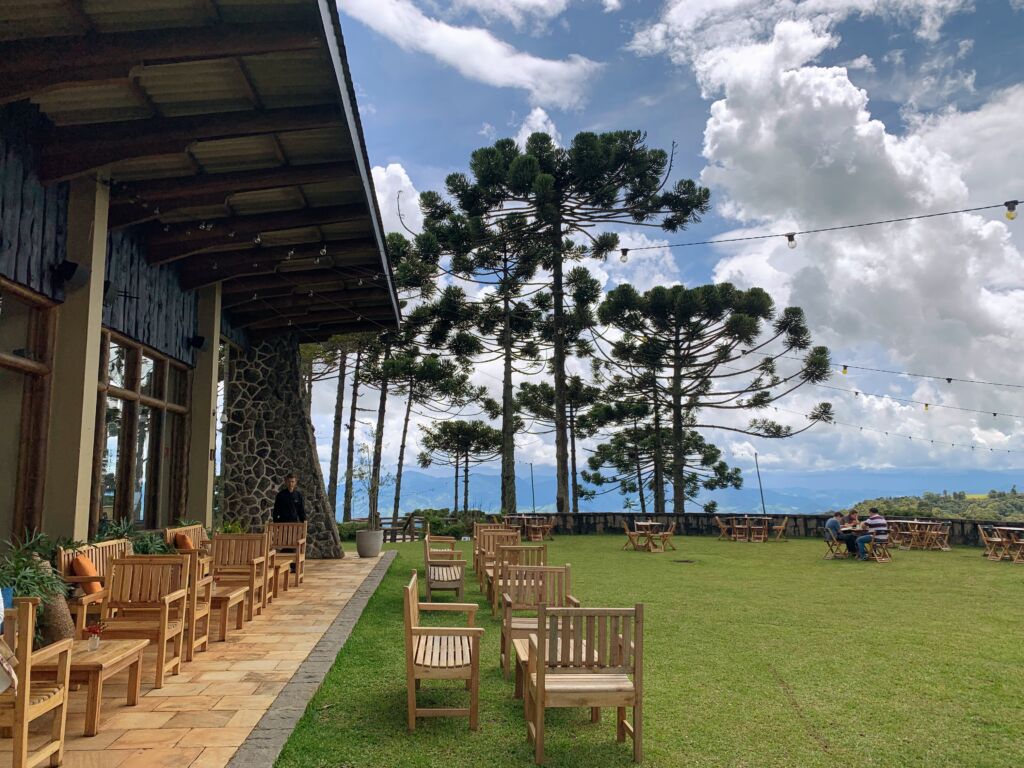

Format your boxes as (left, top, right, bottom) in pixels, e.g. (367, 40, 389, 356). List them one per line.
(994, 527, 1024, 561)
(891, 519, 949, 551)
(633, 521, 665, 551)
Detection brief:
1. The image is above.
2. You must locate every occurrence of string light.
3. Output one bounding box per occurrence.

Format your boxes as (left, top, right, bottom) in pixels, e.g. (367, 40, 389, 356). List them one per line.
(253, 233, 262, 245)
(816, 382, 1024, 419)
(841, 364, 848, 375)
(286, 249, 295, 261)
(319, 244, 328, 256)
(619, 248, 630, 263)
(623, 198, 1022, 253)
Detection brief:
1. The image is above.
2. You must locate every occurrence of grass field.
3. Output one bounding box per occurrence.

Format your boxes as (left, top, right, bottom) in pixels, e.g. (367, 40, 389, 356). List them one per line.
(276, 536, 1024, 768)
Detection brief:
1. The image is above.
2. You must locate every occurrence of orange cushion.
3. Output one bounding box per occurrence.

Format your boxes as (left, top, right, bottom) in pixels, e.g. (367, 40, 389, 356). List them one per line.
(71, 555, 102, 595)
(175, 533, 195, 551)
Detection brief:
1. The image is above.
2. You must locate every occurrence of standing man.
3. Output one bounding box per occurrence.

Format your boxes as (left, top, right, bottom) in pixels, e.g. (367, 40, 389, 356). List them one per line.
(273, 473, 307, 523)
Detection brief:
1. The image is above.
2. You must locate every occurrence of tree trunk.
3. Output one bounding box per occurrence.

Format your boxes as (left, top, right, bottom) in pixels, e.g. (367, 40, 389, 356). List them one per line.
(463, 451, 470, 515)
(569, 403, 579, 515)
(652, 382, 666, 516)
(327, 353, 347, 519)
(342, 347, 362, 523)
(367, 340, 391, 529)
(453, 452, 459, 514)
(392, 381, 414, 525)
(671, 332, 686, 516)
(635, 450, 647, 515)
(500, 290, 518, 516)
(550, 216, 570, 516)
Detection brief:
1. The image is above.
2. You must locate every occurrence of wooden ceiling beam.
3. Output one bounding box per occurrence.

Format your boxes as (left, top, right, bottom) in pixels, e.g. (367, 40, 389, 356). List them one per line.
(107, 161, 358, 228)
(248, 318, 387, 341)
(40, 104, 342, 183)
(221, 269, 368, 297)
(180, 244, 379, 290)
(144, 203, 367, 264)
(238, 306, 395, 331)
(228, 288, 388, 320)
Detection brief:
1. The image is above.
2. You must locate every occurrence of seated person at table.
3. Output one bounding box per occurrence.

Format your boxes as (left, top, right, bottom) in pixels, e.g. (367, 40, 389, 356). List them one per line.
(825, 511, 858, 554)
(856, 507, 888, 560)
(843, 510, 860, 526)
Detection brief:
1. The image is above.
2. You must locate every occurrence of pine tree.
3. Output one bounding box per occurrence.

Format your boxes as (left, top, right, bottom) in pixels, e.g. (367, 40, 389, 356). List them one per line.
(417, 420, 503, 514)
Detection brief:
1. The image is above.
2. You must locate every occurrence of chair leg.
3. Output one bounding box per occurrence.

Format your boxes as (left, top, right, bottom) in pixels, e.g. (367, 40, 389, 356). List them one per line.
(591, 707, 601, 723)
(632, 702, 643, 762)
(616, 706, 626, 742)
(406, 671, 417, 733)
(533, 700, 545, 765)
(13, 715, 28, 768)
(155, 634, 167, 688)
(50, 689, 68, 767)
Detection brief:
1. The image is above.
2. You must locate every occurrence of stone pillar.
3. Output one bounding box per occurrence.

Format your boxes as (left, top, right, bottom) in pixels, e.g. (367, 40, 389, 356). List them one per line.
(221, 334, 343, 558)
(43, 175, 109, 541)
(186, 284, 221, 527)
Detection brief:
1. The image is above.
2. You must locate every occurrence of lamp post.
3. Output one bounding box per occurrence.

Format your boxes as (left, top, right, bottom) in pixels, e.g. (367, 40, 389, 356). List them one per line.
(754, 452, 768, 517)
(529, 462, 536, 514)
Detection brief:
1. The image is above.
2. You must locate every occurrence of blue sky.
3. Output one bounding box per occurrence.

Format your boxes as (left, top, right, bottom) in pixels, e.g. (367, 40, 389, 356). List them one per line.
(313, 0, 1024, 485)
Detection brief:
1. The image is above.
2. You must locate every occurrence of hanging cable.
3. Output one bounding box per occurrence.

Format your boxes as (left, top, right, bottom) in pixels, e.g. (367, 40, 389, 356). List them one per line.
(815, 382, 1024, 420)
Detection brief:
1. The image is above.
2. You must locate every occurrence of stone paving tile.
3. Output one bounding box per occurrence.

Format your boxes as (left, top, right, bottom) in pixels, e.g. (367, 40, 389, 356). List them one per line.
(0, 555, 387, 768)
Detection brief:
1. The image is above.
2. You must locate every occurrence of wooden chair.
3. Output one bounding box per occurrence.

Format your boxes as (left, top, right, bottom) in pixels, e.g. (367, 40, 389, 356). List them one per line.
(55, 538, 134, 637)
(210, 534, 267, 621)
(475, 530, 520, 592)
(164, 523, 210, 556)
(403, 572, 483, 732)
(713, 516, 733, 541)
(732, 517, 750, 542)
(500, 564, 579, 683)
(748, 518, 769, 543)
(423, 536, 466, 601)
(101, 556, 188, 688)
(267, 522, 307, 587)
(488, 545, 547, 616)
(865, 538, 892, 563)
(424, 525, 461, 561)
(823, 528, 848, 559)
(977, 525, 1008, 561)
(622, 523, 643, 551)
(181, 552, 213, 662)
(656, 523, 677, 551)
(0, 598, 73, 768)
(525, 604, 644, 764)
(933, 523, 952, 551)
(472, 525, 517, 576)
(771, 517, 789, 541)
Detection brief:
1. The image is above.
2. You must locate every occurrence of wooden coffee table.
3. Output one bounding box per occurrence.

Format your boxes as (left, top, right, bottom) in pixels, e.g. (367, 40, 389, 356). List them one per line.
(33, 638, 147, 736)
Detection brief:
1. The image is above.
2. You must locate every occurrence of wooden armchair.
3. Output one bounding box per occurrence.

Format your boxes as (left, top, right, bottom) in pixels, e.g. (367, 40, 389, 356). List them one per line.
(423, 535, 467, 601)
(181, 552, 213, 662)
(403, 572, 483, 732)
(500, 563, 578, 682)
(488, 544, 547, 616)
(472, 524, 517, 574)
(424, 525, 461, 561)
(211, 534, 267, 621)
(102, 556, 188, 688)
(713, 516, 733, 541)
(55, 538, 134, 637)
(525, 604, 644, 764)
(621, 523, 643, 551)
(267, 522, 307, 588)
(1, 598, 73, 768)
(475, 530, 520, 592)
(164, 523, 210, 556)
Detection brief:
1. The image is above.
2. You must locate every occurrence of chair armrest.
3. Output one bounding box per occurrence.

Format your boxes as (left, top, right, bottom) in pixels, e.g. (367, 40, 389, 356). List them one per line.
(30, 637, 74, 664)
(430, 551, 461, 560)
(162, 588, 188, 606)
(411, 626, 485, 638)
(567, 595, 581, 608)
(420, 601, 478, 625)
(69, 589, 108, 607)
(65, 575, 105, 584)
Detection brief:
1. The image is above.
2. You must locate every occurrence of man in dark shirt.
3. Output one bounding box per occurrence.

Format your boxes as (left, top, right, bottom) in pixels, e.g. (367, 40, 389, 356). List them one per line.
(273, 473, 306, 523)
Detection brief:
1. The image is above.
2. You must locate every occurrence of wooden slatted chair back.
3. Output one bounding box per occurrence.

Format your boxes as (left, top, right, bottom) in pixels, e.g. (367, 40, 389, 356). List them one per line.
(164, 524, 207, 552)
(536, 604, 643, 676)
(268, 522, 307, 550)
(480, 530, 521, 557)
(55, 539, 134, 588)
(496, 544, 547, 570)
(211, 534, 267, 569)
(503, 564, 573, 611)
(405, 570, 421, 630)
(107, 556, 187, 608)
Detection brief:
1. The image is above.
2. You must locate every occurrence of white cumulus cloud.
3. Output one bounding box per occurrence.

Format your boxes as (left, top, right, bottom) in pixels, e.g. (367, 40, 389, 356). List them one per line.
(372, 163, 422, 235)
(514, 107, 562, 148)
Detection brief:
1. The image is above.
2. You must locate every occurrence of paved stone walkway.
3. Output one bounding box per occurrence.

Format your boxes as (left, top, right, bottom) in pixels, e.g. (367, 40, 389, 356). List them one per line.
(2, 552, 394, 768)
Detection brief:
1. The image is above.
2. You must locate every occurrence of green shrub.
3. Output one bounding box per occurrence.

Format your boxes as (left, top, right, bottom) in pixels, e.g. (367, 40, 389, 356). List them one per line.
(337, 521, 368, 541)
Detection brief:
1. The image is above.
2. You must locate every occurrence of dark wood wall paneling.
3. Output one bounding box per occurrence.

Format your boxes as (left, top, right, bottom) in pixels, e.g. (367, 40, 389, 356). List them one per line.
(0, 103, 68, 300)
(104, 229, 199, 365)
(220, 308, 249, 350)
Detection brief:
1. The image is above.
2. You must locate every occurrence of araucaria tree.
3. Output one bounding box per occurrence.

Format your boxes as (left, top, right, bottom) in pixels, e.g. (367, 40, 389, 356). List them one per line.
(422, 131, 712, 516)
(596, 282, 833, 514)
(417, 420, 502, 514)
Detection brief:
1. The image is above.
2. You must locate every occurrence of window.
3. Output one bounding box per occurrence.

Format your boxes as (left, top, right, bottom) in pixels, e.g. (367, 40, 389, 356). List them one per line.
(92, 332, 190, 532)
(0, 282, 53, 539)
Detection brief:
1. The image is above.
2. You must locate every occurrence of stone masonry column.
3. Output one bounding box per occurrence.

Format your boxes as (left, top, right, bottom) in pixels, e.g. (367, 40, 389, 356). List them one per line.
(221, 334, 343, 558)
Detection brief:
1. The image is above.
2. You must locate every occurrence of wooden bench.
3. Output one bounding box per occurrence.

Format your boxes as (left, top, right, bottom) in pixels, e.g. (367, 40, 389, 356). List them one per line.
(403, 571, 483, 732)
(101, 555, 188, 689)
(500, 563, 578, 681)
(487, 544, 547, 617)
(474, 530, 520, 591)
(472, 524, 517, 574)
(525, 604, 644, 764)
(164, 523, 209, 555)
(267, 522, 307, 587)
(55, 538, 134, 636)
(210, 584, 249, 641)
(1, 598, 73, 768)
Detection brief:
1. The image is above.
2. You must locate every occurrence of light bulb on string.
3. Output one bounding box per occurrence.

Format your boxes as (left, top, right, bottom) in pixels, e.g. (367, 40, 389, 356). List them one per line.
(785, 233, 797, 249)
(319, 244, 328, 256)
(841, 365, 848, 375)
(1006, 200, 1018, 221)
(619, 248, 629, 264)
(924, 403, 929, 412)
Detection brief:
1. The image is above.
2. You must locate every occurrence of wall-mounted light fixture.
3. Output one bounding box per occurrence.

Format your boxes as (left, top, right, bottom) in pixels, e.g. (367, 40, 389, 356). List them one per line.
(52, 260, 91, 292)
(187, 334, 207, 350)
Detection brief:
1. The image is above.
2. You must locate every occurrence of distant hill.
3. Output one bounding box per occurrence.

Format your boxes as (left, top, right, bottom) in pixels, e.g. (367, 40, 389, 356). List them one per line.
(838, 489, 1024, 522)
(333, 467, 1024, 520)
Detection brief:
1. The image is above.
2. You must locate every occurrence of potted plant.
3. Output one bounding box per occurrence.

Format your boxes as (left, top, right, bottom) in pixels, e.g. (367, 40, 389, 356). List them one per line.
(0, 532, 71, 646)
(84, 622, 105, 651)
(353, 444, 386, 558)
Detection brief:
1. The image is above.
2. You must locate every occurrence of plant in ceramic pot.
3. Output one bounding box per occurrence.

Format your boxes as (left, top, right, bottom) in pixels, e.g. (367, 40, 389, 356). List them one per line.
(84, 622, 105, 651)
(353, 443, 388, 558)
(0, 532, 71, 647)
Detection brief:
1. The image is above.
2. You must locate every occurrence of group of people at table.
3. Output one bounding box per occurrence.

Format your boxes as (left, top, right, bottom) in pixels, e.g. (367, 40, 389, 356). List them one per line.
(825, 507, 889, 560)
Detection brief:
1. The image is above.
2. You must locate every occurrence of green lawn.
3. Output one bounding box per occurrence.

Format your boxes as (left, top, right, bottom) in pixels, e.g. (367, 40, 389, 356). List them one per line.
(276, 536, 1024, 767)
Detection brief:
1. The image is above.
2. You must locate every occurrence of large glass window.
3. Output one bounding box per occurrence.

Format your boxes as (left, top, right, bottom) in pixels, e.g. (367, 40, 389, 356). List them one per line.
(92, 333, 191, 532)
(0, 284, 53, 540)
